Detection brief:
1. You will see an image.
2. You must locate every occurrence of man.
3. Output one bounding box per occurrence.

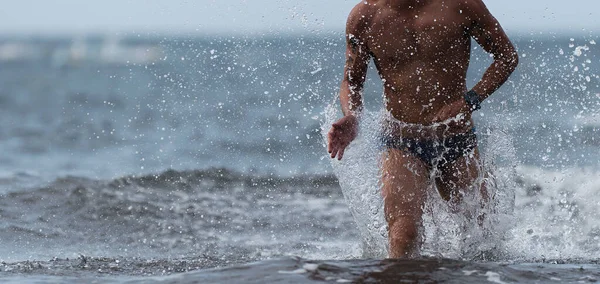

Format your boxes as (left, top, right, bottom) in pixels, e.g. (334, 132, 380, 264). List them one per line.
(327, 0, 518, 258)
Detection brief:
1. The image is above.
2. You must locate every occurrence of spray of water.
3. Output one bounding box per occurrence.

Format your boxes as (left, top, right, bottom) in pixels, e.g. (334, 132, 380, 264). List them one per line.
(321, 105, 389, 258)
(322, 104, 519, 260)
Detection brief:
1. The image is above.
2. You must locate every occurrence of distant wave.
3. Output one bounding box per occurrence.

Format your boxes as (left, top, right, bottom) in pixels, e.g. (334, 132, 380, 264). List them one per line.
(108, 168, 340, 196)
(0, 38, 164, 66)
(0, 167, 343, 230)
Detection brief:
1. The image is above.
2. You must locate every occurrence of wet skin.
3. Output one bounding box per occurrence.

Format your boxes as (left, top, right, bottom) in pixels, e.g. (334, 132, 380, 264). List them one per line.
(327, 0, 518, 258)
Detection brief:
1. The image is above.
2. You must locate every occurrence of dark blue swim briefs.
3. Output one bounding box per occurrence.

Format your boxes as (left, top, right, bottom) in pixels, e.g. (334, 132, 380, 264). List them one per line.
(381, 128, 477, 168)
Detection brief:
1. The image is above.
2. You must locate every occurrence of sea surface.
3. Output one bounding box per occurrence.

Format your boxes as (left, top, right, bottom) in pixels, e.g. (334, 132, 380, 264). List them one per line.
(0, 31, 599, 283)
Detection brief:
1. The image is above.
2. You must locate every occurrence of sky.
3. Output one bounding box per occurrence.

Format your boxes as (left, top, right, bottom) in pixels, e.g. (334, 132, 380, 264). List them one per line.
(0, 0, 597, 35)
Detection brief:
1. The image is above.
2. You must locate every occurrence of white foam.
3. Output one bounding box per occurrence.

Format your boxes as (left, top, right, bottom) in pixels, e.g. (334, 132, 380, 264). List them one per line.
(278, 268, 307, 274)
(506, 166, 600, 260)
(484, 271, 507, 284)
(302, 263, 319, 271)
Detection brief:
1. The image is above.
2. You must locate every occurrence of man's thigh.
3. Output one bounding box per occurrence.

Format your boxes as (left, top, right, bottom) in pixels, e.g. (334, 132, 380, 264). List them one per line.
(380, 149, 430, 221)
(435, 148, 482, 201)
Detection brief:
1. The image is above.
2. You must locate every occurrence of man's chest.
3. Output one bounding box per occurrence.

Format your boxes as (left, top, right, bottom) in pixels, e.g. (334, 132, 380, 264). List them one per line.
(366, 9, 470, 61)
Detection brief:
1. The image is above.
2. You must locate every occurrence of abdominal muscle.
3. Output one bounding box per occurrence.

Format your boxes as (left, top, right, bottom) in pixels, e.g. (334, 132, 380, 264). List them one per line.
(381, 78, 473, 140)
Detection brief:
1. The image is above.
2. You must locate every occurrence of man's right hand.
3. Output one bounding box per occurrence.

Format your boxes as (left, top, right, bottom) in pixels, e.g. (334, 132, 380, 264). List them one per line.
(328, 115, 359, 160)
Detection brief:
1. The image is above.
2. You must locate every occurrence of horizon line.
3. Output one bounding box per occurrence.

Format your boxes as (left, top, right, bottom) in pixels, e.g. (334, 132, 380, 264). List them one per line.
(0, 27, 597, 39)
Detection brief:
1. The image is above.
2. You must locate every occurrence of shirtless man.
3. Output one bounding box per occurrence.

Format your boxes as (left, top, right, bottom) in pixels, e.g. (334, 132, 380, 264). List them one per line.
(327, 0, 518, 258)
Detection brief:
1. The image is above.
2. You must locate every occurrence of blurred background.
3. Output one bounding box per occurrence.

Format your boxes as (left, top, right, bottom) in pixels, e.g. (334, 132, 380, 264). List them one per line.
(0, 0, 597, 178)
(1, 1, 598, 34)
(0, 0, 599, 278)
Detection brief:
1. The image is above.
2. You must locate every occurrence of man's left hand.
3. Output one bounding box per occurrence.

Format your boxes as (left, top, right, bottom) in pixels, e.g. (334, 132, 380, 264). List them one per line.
(433, 99, 473, 131)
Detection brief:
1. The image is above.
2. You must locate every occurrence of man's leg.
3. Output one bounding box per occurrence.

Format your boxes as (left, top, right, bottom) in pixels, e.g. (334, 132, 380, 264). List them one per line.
(381, 148, 430, 258)
(435, 149, 488, 212)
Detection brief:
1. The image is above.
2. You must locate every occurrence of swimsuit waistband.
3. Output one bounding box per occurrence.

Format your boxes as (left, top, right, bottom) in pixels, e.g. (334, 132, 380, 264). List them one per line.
(381, 112, 475, 138)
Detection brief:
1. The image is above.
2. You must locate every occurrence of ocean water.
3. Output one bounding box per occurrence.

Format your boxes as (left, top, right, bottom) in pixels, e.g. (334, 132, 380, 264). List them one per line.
(0, 32, 599, 283)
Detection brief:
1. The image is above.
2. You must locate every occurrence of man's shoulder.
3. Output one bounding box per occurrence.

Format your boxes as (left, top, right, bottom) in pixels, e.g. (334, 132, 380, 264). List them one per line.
(346, 1, 376, 33)
(456, 0, 485, 8)
(347, 1, 375, 20)
(349, 0, 377, 12)
(456, 0, 490, 16)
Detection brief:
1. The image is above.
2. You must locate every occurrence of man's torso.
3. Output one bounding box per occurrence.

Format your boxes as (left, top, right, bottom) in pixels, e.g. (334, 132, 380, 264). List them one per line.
(355, 0, 474, 125)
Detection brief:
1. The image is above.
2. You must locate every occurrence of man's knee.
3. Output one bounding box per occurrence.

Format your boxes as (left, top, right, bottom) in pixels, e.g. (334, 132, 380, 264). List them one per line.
(387, 215, 419, 242)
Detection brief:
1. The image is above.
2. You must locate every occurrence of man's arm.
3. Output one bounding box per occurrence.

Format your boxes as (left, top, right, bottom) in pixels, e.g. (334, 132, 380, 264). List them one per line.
(328, 5, 371, 160)
(339, 8, 370, 116)
(465, 0, 519, 102)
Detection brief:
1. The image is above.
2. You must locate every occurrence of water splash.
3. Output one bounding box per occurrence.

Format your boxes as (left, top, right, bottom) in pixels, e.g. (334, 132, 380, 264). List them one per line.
(322, 105, 389, 258)
(322, 105, 518, 260)
(420, 121, 518, 260)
